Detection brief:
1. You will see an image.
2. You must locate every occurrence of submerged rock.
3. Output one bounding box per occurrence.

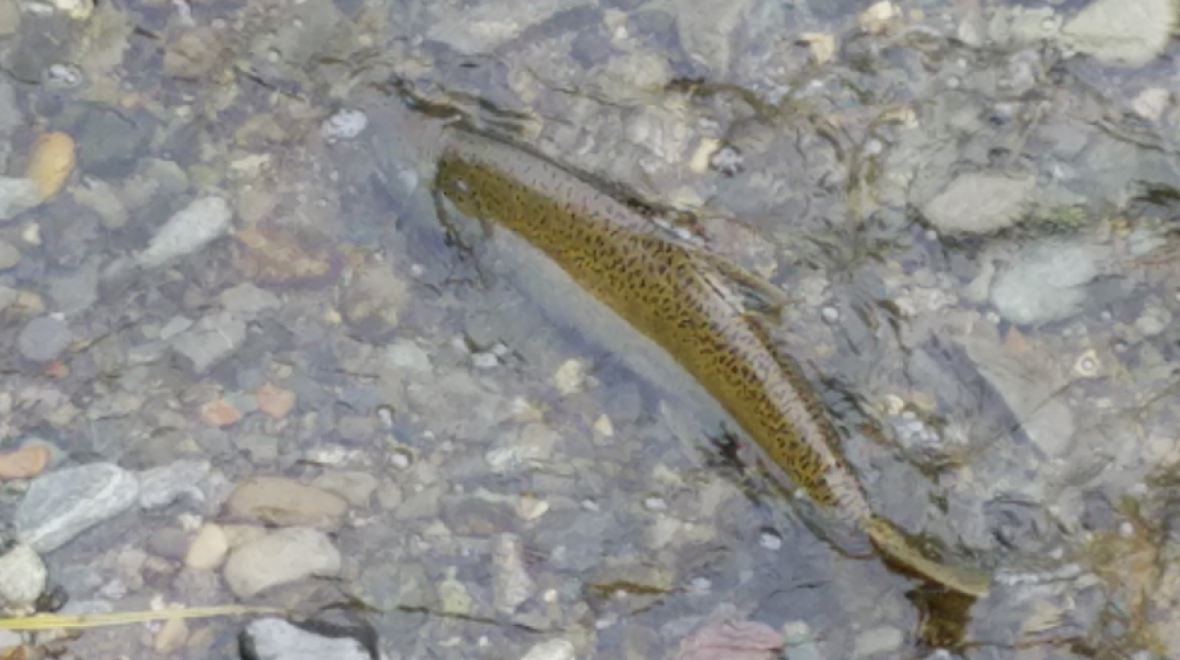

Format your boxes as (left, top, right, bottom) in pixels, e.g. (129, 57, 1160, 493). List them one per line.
(16, 463, 140, 552)
(922, 172, 1037, 235)
(223, 527, 342, 598)
(990, 239, 1111, 325)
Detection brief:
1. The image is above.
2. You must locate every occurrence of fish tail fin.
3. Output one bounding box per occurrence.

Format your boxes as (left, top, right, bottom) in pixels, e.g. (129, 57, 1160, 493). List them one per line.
(865, 516, 991, 597)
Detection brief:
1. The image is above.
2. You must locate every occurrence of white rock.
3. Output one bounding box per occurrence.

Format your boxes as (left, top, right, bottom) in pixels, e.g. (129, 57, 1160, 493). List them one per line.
(1061, 0, 1179, 67)
(520, 639, 575, 660)
(922, 172, 1037, 234)
(0, 177, 41, 222)
(136, 196, 233, 268)
(0, 543, 47, 608)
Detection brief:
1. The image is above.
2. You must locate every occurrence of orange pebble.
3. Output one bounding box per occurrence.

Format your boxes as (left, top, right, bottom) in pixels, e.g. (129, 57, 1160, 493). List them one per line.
(25, 132, 76, 201)
(0, 446, 51, 480)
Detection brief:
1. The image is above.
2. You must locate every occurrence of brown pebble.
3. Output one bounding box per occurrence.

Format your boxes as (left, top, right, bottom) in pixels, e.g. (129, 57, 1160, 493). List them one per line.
(25, 132, 76, 201)
(255, 382, 295, 419)
(0, 446, 50, 479)
(200, 398, 242, 427)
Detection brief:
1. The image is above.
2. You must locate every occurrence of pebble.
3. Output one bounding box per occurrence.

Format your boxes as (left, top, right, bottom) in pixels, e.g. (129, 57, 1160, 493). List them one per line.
(1059, 0, 1178, 67)
(15, 463, 140, 553)
(854, 626, 904, 658)
(0, 445, 51, 479)
(0, 239, 19, 269)
(240, 616, 376, 660)
(200, 398, 243, 427)
(492, 532, 536, 614)
(222, 527, 342, 598)
(0, 630, 21, 651)
(310, 471, 377, 507)
(136, 196, 233, 268)
(990, 240, 1108, 325)
(0, 0, 17, 37)
(782, 621, 823, 660)
(185, 523, 229, 570)
(921, 172, 1037, 234)
(17, 315, 74, 363)
(0, 542, 47, 609)
(71, 177, 129, 229)
(0, 177, 41, 221)
(552, 358, 588, 395)
(137, 459, 211, 509)
(321, 109, 369, 140)
(255, 382, 296, 419)
(226, 476, 349, 529)
(25, 132, 75, 201)
(384, 340, 432, 374)
(520, 639, 576, 660)
(171, 312, 246, 373)
(220, 282, 280, 317)
(153, 617, 188, 654)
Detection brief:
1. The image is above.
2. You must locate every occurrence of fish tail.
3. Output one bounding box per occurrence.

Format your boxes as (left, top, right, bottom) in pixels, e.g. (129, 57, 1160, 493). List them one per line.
(864, 516, 991, 597)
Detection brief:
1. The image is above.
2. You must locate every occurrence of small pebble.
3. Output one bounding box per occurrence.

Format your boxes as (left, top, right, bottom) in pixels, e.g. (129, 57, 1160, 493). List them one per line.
(820, 306, 840, 324)
(222, 527, 342, 598)
(0, 542, 47, 608)
(200, 398, 242, 426)
(520, 639, 575, 660)
(25, 132, 75, 201)
(321, 109, 369, 140)
(255, 382, 296, 419)
(17, 315, 73, 363)
(185, 523, 229, 570)
(0, 446, 50, 479)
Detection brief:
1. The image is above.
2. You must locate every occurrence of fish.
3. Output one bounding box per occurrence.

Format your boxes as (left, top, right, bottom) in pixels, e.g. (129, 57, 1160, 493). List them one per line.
(427, 126, 992, 597)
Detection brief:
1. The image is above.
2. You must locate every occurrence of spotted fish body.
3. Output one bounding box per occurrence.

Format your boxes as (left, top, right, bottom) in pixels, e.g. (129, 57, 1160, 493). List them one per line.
(434, 128, 990, 597)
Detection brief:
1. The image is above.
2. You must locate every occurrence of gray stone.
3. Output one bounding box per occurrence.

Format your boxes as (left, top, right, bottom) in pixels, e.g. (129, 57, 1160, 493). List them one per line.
(960, 335, 1076, 459)
(72, 177, 129, 229)
(0, 542, 47, 608)
(137, 459, 211, 510)
(17, 316, 74, 363)
(853, 626, 904, 658)
(0, 239, 20, 269)
(310, 471, 377, 507)
(16, 463, 141, 553)
(990, 240, 1110, 325)
(241, 617, 374, 660)
(0, 0, 18, 41)
(222, 527, 341, 598)
(425, 0, 588, 54)
(65, 103, 154, 179)
(0, 177, 41, 222)
(384, 340, 432, 374)
(47, 260, 99, 316)
(170, 312, 246, 373)
(1060, 0, 1177, 67)
(520, 639, 576, 660)
(136, 196, 233, 268)
(0, 285, 16, 313)
(492, 533, 536, 615)
(782, 621, 823, 660)
(355, 561, 437, 610)
(220, 282, 280, 316)
(921, 172, 1038, 235)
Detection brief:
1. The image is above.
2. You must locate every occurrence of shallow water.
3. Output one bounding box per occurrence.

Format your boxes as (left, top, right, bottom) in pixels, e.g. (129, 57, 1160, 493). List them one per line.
(1, 0, 1180, 658)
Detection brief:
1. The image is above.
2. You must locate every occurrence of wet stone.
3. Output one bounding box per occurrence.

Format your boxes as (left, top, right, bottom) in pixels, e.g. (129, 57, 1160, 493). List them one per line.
(72, 177, 129, 229)
(62, 103, 154, 179)
(146, 527, 192, 561)
(15, 463, 140, 553)
(853, 626, 903, 658)
(0, 239, 19, 269)
(240, 616, 377, 660)
(520, 639, 576, 660)
(222, 527, 342, 598)
(185, 523, 229, 570)
(990, 239, 1110, 325)
(309, 471, 377, 507)
(137, 196, 233, 268)
(492, 533, 536, 615)
(47, 261, 99, 316)
(171, 312, 247, 374)
(226, 476, 349, 529)
(220, 282, 280, 317)
(921, 172, 1037, 235)
(136, 459, 211, 510)
(17, 315, 73, 363)
(0, 542, 47, 609)
(356, 561, 438, 610)
(0, 177, 40, 222)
